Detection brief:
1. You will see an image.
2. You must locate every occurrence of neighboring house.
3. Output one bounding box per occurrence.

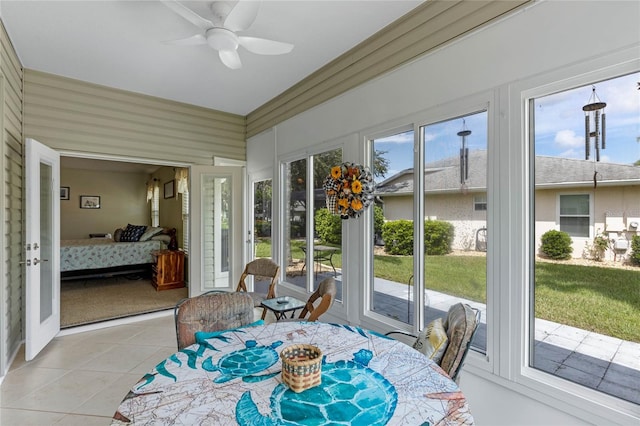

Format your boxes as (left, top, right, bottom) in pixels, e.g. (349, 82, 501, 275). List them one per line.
(376, 150, 640, 259)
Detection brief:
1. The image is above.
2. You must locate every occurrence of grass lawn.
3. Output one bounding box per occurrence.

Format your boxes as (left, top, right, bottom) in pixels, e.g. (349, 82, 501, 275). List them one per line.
(255, 240, 640, 342)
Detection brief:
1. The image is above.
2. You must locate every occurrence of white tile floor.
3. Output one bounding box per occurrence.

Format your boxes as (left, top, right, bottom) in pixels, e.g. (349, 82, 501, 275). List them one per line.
(0, 312, 178, 426)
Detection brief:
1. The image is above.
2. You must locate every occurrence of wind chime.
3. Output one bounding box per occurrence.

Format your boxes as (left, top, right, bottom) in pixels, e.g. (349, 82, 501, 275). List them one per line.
(583, 85, 607, 162)
(583, 86, 606, 188)
(458, 120, 471, 192)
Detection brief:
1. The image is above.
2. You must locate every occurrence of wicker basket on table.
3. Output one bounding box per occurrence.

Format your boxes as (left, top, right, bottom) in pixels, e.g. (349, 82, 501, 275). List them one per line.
(280, 344, 323, 393)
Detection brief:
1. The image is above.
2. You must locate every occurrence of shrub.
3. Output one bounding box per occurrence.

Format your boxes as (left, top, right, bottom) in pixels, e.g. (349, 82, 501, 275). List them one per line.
(373, 205, 385, 238)
(631, 235, 640, 265)
(382, 220, 413, 255)
(315, 208, 342, 245)
(255, 219, 271, 237)
(424, 220, 454, 255)
(540, 230, 573, 260)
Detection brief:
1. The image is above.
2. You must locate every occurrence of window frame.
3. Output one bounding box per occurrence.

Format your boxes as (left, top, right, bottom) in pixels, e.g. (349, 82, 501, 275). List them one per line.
(558, 193, 591, 238)
(358, 94, 494, 370)
(509, 50, 640, 424)
(277, 143, 347, 318)
(474, 194, 487, 211)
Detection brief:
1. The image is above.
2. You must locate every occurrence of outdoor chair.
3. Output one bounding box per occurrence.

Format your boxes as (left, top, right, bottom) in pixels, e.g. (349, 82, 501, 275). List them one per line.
(282, 277, 337, 322)
(174, 291, 254, 350)
(386, 302, 480, 382)
(235, 258, 280, 320)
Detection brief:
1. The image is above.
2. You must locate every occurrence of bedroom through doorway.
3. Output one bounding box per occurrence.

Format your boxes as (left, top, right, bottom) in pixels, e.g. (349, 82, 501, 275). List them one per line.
(59, 156, 189, 328)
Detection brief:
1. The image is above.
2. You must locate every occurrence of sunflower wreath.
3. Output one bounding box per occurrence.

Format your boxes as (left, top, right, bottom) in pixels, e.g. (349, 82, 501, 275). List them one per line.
(322, 162, 374, 219)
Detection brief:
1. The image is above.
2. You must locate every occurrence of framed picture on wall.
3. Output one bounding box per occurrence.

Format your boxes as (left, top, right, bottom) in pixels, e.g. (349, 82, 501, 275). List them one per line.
(60, 187, 70, 200)
(164, 180, 175, 199)
(80, 195, 100, 209)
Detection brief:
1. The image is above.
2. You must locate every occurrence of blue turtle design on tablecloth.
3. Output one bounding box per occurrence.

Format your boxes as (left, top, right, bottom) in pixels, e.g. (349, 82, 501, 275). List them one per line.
(202, 339, 283, 383)
(235, 348, 397, 425)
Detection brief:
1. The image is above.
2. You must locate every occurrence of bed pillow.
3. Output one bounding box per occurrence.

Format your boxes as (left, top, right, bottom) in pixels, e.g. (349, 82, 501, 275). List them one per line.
(113, 228, 123, 242)
(151, 234, 172, 244)
(412, 317, 449, 364)
(119, 224, 147, 242)
(139, 226, 164, 242)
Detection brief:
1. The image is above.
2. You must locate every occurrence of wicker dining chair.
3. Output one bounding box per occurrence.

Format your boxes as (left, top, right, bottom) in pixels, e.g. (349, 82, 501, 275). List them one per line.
(174, 291, 254, 350)
(282, 277, 337, 322)
(235, 258, 280, 320)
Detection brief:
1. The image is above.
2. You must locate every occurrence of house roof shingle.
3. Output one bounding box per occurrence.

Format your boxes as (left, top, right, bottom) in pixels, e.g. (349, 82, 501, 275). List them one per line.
(376, 151, 640, 195)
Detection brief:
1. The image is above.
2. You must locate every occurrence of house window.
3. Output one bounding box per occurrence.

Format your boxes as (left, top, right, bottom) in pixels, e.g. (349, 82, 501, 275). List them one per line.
(474, 195, 487, 211)
(531, 72, 639, 404)
(559, 194, 589, 237)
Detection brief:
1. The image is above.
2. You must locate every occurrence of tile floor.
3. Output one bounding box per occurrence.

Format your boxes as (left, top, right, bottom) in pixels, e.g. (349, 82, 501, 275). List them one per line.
(0, 312, 179, 426)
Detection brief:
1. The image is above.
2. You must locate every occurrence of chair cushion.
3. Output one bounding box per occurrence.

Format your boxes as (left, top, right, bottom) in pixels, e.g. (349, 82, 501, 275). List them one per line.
(440, 303, 477, 378)
(412, 318, 449, 363)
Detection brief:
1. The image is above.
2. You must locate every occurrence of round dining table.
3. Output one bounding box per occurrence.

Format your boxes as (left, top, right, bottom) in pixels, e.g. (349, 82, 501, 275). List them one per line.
(111, 321, 474, 425)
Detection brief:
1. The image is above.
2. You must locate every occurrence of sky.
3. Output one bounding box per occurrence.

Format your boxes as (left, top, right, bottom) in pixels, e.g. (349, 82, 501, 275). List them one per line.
(373, 72, 640, 180)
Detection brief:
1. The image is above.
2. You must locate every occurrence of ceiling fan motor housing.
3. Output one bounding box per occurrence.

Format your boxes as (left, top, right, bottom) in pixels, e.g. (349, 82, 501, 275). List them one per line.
(206, 28, 239, 51)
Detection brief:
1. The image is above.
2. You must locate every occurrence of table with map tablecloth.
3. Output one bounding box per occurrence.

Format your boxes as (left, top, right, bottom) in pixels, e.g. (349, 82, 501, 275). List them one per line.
(112, 321, 474, 425)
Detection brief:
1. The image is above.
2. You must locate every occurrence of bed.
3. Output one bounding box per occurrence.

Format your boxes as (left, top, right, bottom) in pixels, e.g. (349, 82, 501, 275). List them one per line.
(60, 238, 167, 279)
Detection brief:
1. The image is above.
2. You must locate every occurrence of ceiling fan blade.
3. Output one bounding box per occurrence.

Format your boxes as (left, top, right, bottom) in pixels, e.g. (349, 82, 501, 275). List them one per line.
(219, 49, 242, 70)
(161, 0, 214, 31)
(238, 36, 294, 55)
(163, 34, 207, 46)
(224, 0, 260, 32)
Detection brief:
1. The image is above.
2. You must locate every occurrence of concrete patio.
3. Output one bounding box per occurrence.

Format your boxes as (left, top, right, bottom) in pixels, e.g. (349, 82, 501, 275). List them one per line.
(278, 272, 639, 405)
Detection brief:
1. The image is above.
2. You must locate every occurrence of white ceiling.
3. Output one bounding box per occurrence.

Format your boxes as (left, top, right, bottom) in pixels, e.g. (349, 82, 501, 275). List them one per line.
(1, 0, 422, 116)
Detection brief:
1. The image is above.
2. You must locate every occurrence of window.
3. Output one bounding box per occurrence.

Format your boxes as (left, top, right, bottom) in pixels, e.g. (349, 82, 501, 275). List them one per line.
(370, 130, 415, 324)
(559, 194, 589, 237)
(151, 181, 159, 227)
(422, 110, 488, 353)
(531, 72, 640, 404)
(253, 179, 272, 259)
(474, 195, 487, 211)
(284, 149, 343, 298)
(181, 189, 189, 255)
(176, 168, 189, 255)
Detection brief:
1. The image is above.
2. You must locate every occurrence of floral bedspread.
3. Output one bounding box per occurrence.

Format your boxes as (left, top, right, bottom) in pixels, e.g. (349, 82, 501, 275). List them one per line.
(60, 239, 165, 272)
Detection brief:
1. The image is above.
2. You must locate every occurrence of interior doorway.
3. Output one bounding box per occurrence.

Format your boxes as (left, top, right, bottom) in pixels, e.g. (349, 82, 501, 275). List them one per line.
(59, 156, 188, 327)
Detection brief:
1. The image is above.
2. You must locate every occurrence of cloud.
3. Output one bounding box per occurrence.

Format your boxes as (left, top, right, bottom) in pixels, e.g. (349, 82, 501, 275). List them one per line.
(555, 129, 583, 148)
(376, 131, 413, 144)
(559, 148, 581, 159)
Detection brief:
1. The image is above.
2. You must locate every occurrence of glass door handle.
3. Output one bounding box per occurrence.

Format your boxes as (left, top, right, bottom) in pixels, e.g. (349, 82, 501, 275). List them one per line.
(33, 258, 49, 265)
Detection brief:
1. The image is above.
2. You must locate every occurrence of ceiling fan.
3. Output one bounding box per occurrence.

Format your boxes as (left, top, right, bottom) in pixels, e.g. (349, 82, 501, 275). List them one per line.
(161, 0, 294, 70)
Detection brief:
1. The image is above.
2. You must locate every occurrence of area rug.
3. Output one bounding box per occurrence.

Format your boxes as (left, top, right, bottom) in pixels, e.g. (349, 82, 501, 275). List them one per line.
(61, 275, 188, 328)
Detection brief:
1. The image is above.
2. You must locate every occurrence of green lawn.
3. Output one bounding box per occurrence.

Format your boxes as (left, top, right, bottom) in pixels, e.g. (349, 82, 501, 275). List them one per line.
(255, 240, 640, 342)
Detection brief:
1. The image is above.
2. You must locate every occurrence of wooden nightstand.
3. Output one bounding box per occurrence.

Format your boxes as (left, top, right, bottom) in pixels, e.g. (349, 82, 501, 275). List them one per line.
(151, 250, 185, 291)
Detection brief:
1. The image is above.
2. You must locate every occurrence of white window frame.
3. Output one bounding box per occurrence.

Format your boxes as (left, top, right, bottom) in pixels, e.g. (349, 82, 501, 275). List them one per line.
(558, 193, 591, 238)
(181, 189, 189, 255)
(507, 50, 639, 424)
(151, 182, 159, 227)
(474, 194, 487, 211)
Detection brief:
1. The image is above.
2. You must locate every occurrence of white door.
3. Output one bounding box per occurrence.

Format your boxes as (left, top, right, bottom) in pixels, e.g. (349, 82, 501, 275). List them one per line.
(25, 138, 60, 361)
(189, 166, 243, 296)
